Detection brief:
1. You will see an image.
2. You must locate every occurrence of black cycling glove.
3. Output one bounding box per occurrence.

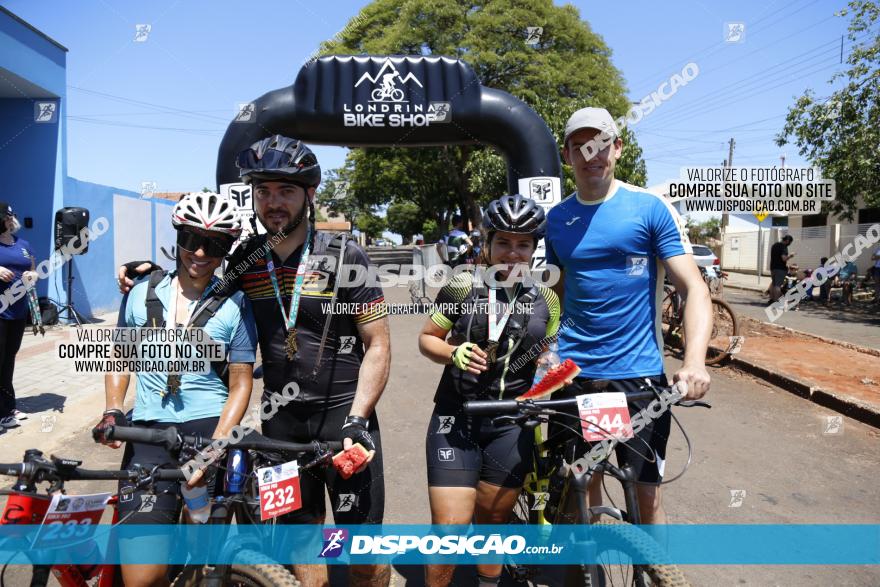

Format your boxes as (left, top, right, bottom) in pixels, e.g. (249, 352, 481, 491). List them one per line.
(123, 261, 162, 280)
(92, 409, 128, 443)
(340, 415, 376, 453)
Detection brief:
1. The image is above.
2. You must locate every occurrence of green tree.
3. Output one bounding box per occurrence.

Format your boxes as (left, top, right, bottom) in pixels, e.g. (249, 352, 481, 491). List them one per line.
(777, 0, 880, 218)
(318, 0, 646, 224)
(684, 215, 721, 243)
(355, 212, 387, 242)
(386, 200, 423, 243)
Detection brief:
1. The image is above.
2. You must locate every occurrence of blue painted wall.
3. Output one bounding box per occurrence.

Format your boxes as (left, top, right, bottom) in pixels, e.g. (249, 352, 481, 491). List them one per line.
(52, 179, 175, 317)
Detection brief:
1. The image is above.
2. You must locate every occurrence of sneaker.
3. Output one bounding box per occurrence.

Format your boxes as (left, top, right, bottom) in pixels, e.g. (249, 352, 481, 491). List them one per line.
(0, 415, 19, 428)
(12, 410, 27, 421)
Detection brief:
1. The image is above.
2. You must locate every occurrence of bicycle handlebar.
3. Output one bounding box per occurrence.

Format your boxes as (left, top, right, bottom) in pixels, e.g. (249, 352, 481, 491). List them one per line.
(463, 387, 710, 417)
(0, 460, 186, 484)
(105, 425, 344, 455)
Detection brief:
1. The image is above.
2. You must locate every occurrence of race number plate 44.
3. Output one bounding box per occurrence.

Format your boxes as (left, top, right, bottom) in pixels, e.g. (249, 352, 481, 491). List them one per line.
(576, 392, 634, 441)
(257, 460, 302, 521)
(31, 492, 112, 548)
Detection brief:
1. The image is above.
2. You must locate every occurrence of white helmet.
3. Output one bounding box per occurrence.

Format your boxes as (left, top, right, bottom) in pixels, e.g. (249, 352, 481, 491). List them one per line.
(172, 192, 241, 238)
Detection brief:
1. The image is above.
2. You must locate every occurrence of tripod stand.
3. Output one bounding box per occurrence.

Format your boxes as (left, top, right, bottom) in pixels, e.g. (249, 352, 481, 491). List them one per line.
(57, 257, 87, 327)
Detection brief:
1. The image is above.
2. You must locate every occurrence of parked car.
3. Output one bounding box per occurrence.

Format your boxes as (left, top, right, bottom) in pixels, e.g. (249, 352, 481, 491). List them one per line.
(691, 244, 720, 276)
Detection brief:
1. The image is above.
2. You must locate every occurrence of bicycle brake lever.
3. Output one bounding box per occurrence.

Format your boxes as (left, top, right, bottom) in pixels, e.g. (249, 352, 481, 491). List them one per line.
(491, 415, 523, 426)
(677, 400, 712, 408)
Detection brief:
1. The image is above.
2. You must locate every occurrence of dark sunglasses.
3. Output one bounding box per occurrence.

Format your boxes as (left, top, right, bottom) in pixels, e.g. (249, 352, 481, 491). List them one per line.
(176, 230, 234, 258)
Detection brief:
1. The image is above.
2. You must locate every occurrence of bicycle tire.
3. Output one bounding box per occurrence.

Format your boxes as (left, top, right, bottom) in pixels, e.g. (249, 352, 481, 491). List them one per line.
(171, 550, 300, 587)
(688, 298, 737, 365)
(589, 517, 689, 587)
(660, 288, 681, 347)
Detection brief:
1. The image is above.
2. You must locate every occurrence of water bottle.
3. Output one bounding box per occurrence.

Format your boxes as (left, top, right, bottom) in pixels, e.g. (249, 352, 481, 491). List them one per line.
(532, 341, 561, 386)
(180, 482, 211, 524)
(225, 448, 248, 494)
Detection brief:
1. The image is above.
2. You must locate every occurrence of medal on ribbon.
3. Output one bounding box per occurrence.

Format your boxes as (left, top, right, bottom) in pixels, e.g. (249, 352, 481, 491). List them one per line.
(164, 373, 181, 398)
(266, 224, 312, 362)
(286, 329, 298, 359)
(484, 341, 499, 363)
(486, 286, 518, 364)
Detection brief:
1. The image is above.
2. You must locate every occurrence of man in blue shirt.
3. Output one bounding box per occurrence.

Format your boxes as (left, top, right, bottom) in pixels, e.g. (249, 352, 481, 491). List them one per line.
(546, 107, 712, 525)
(94, 192, 257, 587)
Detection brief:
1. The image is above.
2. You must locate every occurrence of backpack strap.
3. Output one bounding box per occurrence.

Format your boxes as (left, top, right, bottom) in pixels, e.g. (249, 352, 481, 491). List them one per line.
(145, 269, 232, 386)
(145, 270, 168, 328)
(189, 288, 231, 386)
(310, 232, 348, 379)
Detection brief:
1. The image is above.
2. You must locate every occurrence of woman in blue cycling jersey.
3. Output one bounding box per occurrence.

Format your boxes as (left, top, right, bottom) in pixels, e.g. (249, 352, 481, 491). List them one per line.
(418, 194, 560, 587)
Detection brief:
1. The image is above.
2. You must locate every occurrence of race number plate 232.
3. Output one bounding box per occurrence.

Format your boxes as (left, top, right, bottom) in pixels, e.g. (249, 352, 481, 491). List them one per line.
(257, 460, 301, 521)
(576, 392, 634, 441)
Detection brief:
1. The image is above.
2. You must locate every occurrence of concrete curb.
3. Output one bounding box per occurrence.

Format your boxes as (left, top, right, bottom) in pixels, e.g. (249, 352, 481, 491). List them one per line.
(726, 354, 880, 430)
(724, 282, 766, 294)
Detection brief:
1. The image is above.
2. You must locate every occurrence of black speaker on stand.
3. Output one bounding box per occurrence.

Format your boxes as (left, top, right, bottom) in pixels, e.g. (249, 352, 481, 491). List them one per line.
(54, 207, 89, 327)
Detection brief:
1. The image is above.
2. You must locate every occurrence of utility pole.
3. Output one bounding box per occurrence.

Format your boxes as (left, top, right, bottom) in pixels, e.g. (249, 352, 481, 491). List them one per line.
(720, 139, 735, 269)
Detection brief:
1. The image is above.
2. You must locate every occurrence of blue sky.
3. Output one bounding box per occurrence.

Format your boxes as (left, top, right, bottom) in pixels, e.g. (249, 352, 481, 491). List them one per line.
(3, 0, 851, 196)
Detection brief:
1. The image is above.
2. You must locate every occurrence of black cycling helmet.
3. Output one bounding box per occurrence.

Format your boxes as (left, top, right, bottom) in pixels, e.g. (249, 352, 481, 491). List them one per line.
(482, 194, 546, 240)
(236, 135, 321, 187)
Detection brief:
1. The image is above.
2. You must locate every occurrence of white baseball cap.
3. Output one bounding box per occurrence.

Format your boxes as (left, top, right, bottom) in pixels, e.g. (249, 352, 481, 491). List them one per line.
(563, 107, 620, 145)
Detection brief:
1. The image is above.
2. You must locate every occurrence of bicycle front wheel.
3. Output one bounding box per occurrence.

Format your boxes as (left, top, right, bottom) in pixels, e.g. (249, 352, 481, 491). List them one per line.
(590, 517, 689, 587)
(704, 298, 738, 365)
(171, 550, 300, 587)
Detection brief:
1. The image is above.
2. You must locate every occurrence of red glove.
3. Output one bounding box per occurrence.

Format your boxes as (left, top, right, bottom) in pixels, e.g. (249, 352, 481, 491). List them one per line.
(92, 409, 128, 448)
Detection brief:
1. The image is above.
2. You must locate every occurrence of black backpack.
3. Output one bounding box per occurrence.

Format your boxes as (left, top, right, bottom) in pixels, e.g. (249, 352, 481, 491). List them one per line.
(144, 270, 231, 386)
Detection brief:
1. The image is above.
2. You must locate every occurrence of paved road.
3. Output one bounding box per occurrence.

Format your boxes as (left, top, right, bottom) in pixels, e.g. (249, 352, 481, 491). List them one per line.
(3, 285, 880, 586)
(723, 288, 879, 350)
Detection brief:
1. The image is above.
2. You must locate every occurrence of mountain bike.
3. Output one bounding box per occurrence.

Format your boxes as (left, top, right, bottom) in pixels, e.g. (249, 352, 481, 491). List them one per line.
(0, 429, 341, 587)
(465, 384, 710, 587)
(661, 283, 739, 365)
(103, 425, 342, 587)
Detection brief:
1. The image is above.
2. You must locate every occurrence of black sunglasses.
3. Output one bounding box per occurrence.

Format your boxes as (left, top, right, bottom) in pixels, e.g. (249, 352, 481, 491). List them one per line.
(176, 230, 234, 258)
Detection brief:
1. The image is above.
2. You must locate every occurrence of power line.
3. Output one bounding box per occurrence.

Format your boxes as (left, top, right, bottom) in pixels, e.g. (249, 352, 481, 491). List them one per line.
(67, 116, 223, 135)
(645, 32, 863, 126)
(627, 0, 825, 95)
(68, 85, 232, 124)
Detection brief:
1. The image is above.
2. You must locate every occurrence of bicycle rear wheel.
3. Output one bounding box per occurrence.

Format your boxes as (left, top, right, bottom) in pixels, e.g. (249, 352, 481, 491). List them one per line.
(171, 550, 300, 587)
(589, 517, 689, 587)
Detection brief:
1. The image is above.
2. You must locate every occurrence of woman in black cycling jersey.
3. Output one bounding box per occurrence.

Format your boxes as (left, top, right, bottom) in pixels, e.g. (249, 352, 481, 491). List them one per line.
(418, 194, 561, 587)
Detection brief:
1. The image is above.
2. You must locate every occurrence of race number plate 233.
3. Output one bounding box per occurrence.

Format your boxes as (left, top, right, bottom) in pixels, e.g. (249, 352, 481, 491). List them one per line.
(31, 492, 112, 548)
(576, 392, 634, 441)
(257, 461, 301, 521)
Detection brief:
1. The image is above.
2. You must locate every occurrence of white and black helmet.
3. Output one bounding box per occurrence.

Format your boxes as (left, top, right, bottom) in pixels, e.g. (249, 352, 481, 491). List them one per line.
(482, 194, 546, 239)
(172, 192, 242, 238)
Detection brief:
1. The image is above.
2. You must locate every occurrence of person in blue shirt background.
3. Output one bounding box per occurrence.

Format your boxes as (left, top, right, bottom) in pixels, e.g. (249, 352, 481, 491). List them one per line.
(0, 202, 37, 429)
(92, 192, 257, 587)
(545, 107, 712, 527)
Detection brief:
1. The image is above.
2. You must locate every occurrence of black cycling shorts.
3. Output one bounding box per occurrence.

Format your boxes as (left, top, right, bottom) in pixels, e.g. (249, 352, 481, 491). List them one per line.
(548, 375, 672, 484)
(117, 417, 222, 525)
(261, 397, 384, 524)
(426, 402, 534, 489)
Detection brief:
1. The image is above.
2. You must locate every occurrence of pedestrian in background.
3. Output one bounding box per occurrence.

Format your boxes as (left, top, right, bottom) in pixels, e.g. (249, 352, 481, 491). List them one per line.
(769, 234, 794, 303)
(0, 202, 37, 428)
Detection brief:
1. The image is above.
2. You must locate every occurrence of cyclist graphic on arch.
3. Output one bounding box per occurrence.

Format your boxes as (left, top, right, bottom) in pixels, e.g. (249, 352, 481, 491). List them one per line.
(371, 72, 405, 102)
